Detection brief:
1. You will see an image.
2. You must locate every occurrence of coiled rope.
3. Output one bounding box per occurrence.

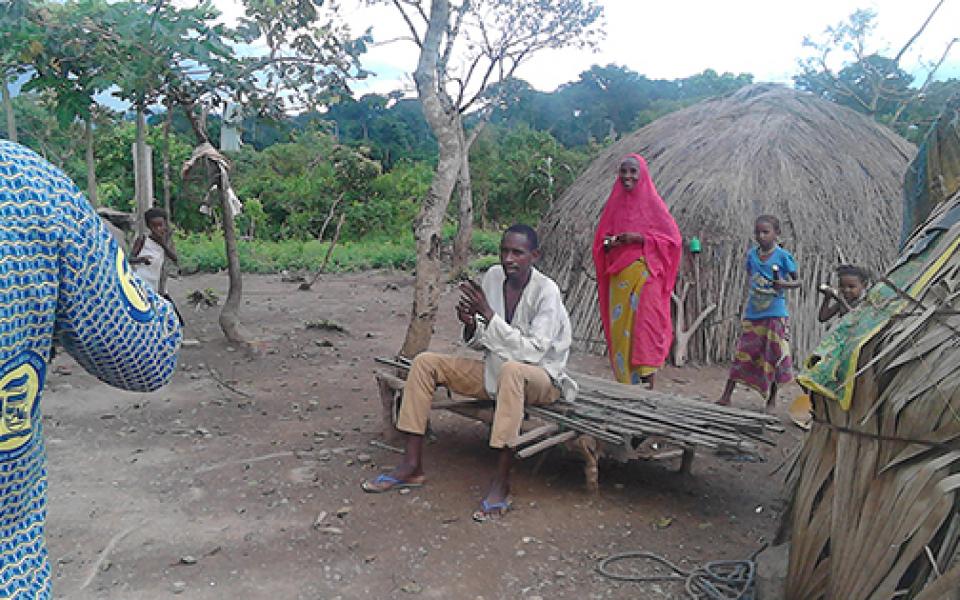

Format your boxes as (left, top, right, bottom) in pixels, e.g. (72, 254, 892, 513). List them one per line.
(596, 551, 757, 599)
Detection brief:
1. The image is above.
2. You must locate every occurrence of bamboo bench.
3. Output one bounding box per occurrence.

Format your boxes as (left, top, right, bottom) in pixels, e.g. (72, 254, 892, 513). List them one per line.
(374, 357, 782, 491)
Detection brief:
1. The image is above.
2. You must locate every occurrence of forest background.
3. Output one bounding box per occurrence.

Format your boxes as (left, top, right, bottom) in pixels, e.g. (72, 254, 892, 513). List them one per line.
(2, 0, 958, 276)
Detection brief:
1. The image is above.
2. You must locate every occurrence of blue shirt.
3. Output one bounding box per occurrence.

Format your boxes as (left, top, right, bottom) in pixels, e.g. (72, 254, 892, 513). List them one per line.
(743, 245, 797, 320)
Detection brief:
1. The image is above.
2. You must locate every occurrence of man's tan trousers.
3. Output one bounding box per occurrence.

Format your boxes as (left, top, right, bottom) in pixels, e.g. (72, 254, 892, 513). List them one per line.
(396, 352, 560, 448)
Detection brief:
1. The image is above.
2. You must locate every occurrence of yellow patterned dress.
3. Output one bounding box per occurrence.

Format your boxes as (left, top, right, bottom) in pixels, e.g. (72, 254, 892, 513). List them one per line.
(608, 259, 658, 383)
(0, 141, 181, 598)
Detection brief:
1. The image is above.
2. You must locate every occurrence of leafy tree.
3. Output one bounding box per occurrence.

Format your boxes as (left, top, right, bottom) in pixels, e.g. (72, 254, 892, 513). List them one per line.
(469, 124, 588, 225)
(794, 4, 958, 135)
(0, 0, 42, 143)
(370, 0, 605, 357)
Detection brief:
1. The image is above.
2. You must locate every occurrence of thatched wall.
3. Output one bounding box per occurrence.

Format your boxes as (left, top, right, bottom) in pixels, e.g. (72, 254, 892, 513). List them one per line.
(539, 84, 916, 365)
(784, 186, 960, 599)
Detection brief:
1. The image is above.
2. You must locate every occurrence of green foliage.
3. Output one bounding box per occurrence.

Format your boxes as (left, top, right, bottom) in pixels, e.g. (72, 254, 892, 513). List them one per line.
(176, 232, 418, 273)
(91, 120, 200, 223)
(470, 124, 591, 224)
(176, 226, 502, 274)
(488, 66, 754, 147)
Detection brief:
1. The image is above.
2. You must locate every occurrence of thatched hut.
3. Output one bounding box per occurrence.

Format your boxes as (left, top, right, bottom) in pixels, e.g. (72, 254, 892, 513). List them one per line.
(539, 84, 916, 364)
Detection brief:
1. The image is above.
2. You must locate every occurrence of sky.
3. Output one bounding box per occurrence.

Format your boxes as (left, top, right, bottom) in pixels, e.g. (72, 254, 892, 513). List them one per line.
(307, 0, 960, 96)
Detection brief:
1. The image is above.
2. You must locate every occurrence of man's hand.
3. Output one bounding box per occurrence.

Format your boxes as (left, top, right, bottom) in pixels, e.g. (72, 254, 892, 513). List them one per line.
(456, 301, 475, 327)
(459, 280, 494, 322)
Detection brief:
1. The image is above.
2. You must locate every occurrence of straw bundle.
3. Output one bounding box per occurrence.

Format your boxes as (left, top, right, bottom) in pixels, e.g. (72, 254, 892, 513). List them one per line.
(538, 84, 915, 364)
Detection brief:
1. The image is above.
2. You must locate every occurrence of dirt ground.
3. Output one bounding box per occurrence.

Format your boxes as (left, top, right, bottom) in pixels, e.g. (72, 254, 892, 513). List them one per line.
(43, 270, 804, 599)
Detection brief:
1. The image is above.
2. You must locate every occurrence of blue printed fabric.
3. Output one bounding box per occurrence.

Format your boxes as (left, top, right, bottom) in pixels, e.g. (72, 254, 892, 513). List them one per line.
(0, 140, 181, 598)
(743, 245, 798, 320)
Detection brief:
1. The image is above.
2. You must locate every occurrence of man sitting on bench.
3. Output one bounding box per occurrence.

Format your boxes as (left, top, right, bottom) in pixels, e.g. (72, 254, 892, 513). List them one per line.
(362, 224, 576, 521)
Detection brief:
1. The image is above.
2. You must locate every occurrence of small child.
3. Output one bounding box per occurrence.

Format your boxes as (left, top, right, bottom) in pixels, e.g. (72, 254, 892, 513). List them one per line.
(131, 208, 177, 293)
(718, 215, 800, 410)
(131, 207, 183, 324)
(817, 264, 869, 323)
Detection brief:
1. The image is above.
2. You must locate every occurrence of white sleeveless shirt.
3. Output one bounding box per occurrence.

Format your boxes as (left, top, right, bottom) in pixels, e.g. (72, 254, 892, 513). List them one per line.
(133, 236, 165, 292)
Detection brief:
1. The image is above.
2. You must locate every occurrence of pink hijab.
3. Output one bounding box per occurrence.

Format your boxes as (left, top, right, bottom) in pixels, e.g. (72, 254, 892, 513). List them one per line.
(592, 153, 682, 368)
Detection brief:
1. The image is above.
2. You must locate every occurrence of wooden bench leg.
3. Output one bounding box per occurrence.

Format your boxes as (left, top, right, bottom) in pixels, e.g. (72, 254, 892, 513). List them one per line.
(679, 446, 695, 475)
(377, 375, 404, 445)
(574, 434, 599, 493)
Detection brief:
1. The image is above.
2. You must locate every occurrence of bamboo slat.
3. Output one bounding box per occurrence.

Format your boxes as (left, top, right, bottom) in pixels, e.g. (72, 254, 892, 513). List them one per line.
(376, 357, 777, 457)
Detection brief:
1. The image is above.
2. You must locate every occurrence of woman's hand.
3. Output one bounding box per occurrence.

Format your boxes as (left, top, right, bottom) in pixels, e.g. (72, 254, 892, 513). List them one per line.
(605, 232, 644, 248)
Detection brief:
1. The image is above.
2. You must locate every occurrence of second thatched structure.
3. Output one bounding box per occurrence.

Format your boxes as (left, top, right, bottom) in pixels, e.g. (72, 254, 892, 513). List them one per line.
(539, 84, 916, 364)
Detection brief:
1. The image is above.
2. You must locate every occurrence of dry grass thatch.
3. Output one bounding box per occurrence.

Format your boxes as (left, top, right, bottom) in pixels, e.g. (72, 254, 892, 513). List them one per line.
(783, 188, 960, 599)
(538, 83, 916, 364)
(782, 97, 960, 600)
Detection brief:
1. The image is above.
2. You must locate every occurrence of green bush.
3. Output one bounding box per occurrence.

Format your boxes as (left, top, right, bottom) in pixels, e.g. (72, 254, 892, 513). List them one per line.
(176, 232, 420, 273)
(176, 227, 503, 274)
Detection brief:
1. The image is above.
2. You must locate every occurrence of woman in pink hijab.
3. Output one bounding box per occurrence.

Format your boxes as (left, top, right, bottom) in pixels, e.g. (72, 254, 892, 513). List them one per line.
(592, 154, 682, 388)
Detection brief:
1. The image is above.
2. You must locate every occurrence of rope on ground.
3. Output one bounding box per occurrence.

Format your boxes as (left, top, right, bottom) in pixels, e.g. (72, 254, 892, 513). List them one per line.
(596, 551, 757, 599)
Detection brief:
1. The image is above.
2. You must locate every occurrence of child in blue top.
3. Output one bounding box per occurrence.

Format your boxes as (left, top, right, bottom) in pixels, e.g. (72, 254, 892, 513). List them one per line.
(718, 215, 799, 410)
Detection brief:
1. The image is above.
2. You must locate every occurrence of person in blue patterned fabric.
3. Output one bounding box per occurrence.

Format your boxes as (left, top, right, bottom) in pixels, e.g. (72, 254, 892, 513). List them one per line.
(0, 140, 182, 598)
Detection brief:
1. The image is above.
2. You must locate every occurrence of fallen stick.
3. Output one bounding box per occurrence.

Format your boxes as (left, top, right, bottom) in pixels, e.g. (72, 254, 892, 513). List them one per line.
(206, 366, 253, 398)
(195, 451, 294, 474)
(369, 439, 404, 454)
(517, 431, 577, 459)
(81, 520, 147, 590)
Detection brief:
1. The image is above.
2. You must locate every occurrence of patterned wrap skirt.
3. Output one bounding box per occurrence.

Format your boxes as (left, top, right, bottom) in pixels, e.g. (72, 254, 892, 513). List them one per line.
(607, 259, 659, 384)
(729, 317, 793, 396)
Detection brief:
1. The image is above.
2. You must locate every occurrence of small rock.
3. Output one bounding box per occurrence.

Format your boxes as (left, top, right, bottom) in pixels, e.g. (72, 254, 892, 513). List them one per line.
(653, 516, 674, 529)
(336, 506, 352, 518)
(400, 581, 422, 594)
(356, 453, 372, 464)
(399, 488, 411, 495)
(179, 555, 197, 565)
(313, 512, 328, 527)
(171, 581, 187, 594)
(316, 526, 343, 535)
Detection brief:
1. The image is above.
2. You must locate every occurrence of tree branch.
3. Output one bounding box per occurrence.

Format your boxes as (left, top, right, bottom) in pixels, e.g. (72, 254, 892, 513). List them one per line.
(893, 0, 947, 64)
(391, 0, 424, 48)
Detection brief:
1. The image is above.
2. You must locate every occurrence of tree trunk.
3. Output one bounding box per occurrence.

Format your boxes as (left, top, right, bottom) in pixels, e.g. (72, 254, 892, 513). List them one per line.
(179, 98, 247, 346)
(451, 130, 473, 277)
(84, 118, 98, 206)
(399, 0, 462, 358)
(162, 102, 173, 218)
(134, 108, 152, 234)
(2, 78, 16, 143)
(216, 178, 246, 346)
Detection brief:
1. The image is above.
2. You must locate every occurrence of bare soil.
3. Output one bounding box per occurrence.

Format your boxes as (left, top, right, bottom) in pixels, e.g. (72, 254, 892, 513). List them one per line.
(44, 271, 803, 599)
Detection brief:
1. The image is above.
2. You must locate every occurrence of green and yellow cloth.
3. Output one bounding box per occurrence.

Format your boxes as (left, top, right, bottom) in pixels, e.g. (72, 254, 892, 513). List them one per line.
(799, 212, 960, 409)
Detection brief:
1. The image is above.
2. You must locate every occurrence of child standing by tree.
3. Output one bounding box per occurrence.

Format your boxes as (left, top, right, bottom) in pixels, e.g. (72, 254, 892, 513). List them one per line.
(718, 215, 800, 410)
(131, 207, 183, 325)
(817, 264, 869, 323)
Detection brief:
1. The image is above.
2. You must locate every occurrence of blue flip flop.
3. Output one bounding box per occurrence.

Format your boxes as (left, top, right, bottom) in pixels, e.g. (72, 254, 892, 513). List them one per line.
(361, 473, 425, 494)
(472, 498, 512, 522)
